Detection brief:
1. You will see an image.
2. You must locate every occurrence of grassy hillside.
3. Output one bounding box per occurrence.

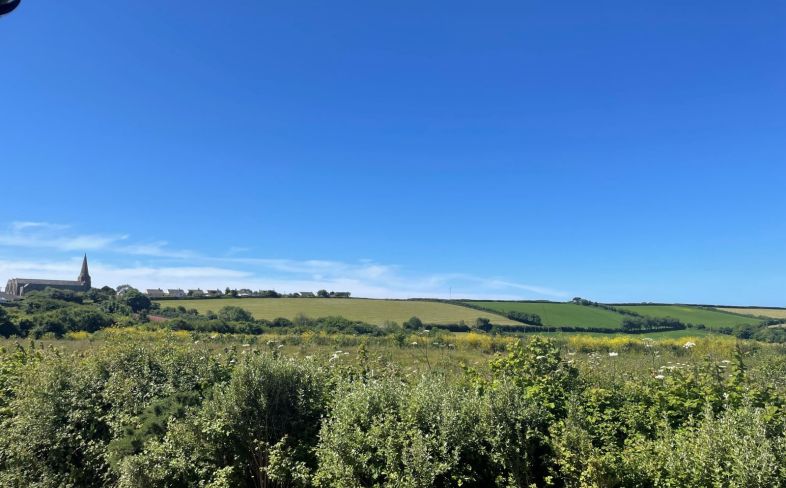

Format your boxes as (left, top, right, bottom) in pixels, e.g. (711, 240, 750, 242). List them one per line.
(716, 307, 786, 319)
(464, 301, 628, 329)
(616, 305, 763, 329)
(154, 298, 518, 326)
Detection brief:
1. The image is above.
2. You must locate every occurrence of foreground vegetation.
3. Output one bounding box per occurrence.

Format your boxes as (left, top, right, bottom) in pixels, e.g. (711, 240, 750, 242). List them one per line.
(3, 329, 786, 487)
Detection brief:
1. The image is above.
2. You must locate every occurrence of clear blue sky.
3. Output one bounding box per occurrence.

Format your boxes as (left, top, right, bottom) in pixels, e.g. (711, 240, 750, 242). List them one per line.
(1, 1, 784, 305)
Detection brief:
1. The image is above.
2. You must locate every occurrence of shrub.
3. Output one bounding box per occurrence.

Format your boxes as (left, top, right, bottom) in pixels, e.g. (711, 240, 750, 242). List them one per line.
(315, 376, 495, 487)
(122, 290, 152, 313)
(404, 316, 423, 330)
(624, 405, 786, 487)
(217, 306, 254, 323)
(119, 354, 328, 488)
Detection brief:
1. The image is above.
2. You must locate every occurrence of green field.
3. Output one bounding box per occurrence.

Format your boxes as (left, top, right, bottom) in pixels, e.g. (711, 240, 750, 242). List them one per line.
(155, 298, 518, 326)
(616, 305, 764, 329)
(465, 301, 627, 329)
(716, 307, 786, 319)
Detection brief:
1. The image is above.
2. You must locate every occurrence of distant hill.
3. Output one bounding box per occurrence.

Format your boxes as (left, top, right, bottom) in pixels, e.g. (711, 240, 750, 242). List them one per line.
(154, 297, 518, 326)
(152, 297, 774, 333)
(463, 300, 770, 331)
(714, 307, 786, 320)
(463, 301, 628, 329)
(616, 305, 763, 329)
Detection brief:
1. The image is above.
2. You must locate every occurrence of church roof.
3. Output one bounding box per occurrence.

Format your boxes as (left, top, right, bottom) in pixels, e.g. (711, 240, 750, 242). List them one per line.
(8, 278, 85, 286)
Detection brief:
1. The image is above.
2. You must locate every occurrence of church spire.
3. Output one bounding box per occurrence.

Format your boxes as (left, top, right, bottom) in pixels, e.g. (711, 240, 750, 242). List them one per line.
(78, 254, 91, 289)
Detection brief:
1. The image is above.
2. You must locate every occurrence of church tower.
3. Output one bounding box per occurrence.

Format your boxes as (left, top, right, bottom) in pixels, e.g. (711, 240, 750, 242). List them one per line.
(78, 254, 91, 290)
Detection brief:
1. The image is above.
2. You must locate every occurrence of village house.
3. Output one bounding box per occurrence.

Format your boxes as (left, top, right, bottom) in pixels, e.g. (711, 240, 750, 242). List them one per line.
(146, 288, 166, 298)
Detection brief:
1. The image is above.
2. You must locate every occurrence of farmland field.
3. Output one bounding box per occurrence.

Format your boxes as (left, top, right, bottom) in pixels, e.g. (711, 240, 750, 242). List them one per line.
(154, 297, 518, 325)
(464, 301, 627, 329)
(716, 307, 786, 319)
(616, 304, 764, 329)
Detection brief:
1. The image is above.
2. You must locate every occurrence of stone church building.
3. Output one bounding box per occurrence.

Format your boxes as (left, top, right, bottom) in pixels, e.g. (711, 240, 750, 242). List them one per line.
(5, 255, 92, 296)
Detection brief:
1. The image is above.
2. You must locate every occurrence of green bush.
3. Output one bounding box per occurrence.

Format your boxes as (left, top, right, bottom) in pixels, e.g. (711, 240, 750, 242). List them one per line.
(315, 376, 494, 487)
(118, 354, 328, 487)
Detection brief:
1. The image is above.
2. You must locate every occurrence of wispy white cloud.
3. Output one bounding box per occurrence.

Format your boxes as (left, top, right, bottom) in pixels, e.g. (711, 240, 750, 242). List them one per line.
(0, 222, 128, 252)
(0, 221, 569, 299)
(118, 241, 200, 259)
(12, 221, 69, 232)
(0, 222, 201, 259)
(0, 257, 563, 299)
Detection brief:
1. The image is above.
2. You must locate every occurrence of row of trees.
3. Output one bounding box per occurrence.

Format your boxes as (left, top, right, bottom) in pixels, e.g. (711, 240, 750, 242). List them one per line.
(571, 296, 643, 316)
(621, 316, 688, 332)
(0, 287, 156, 339)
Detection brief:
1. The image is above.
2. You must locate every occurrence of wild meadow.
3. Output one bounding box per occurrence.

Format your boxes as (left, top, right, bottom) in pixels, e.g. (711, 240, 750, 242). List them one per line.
(2, 288, 786, 487)
(3, 327, 786, 487)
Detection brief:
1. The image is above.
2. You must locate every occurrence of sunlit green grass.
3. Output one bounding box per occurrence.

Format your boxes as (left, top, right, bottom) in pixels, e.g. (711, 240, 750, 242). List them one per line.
(154, 298, 518, 326)
(616, 305, 764, 329)
(465, 301, 627, 328)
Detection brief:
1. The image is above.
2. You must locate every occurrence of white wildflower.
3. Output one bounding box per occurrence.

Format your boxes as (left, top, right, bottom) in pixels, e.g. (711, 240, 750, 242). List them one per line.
(654, 374, 665, 380)
(683, 341, 696, 349)
(608, 352, 619, 357)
